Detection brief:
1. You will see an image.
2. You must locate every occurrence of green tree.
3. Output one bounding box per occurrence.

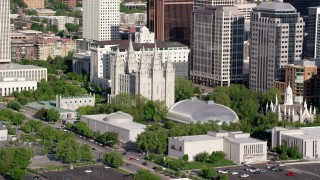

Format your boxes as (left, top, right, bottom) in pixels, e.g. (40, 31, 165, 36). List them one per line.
(7, 100, 22, 111)
(80, 144, 94, 162)
(104, 152, 123, 168)
(97, 132, 119, 147)
(46, 109, 60, 122)
(200, 167, 216, 179)
(55, 137, 82, 163)
(209, 151, 226, 162)
(182, 154, 189, 162)
(36, 108, 47, 120)
(9, 167, 25, 180)
(175, 76, 197, 102)
(21, 120, 43, 133)
(11, 113, 26, 126)
(219, 174, 228, 180)
(133, 170, 161, 180)
(74, 121, 94, 138)
(65, 23, 80, 32)
(195, 152, 209, 162)
(144, 100, 168, 122)
(208, 91, 231, 107)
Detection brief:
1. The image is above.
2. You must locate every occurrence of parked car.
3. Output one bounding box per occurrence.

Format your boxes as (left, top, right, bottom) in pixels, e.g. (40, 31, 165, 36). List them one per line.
(231, 171, 239, 175)
(129, 157, 134, 160)
(286, 171, 295, 176)
(279, 163, 285, 167)
(240, 174, 249, 178)
(218, 170, 228, 174)
(142, 161, 148, 166)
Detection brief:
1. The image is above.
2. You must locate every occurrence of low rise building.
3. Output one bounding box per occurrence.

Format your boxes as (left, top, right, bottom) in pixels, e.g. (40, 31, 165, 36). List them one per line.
(38, 16, 79, 31)
(72, 52, 91, 75)
(35, 38, 76, 60)
(0, 63, 47, 82)
(61, 0, 76, 8)
(11, 40, 37, 62)
(0, 77, 37, 97)
(80, 111, 146, 147)
(56, 94, 95, 111)
(168, 131, 267, 164)
(0, 127, 8, 141)
(23, 0, 44, 8)
(120, 13, 146, 26)
(272, 126, 320, 159)
(35, 9, 56, 16)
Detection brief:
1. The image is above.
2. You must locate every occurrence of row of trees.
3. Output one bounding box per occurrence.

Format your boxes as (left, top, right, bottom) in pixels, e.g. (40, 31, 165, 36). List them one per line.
(31, 23, 59, 33)
(120, 3, 146, 14)
(195, 151, 226, 163)
(0, 108, 26, 126)
(274, 140, 303, 160)
(0, 147, 33, 180)
(19, 122, 93, 163)
(200, 167, 228, 180)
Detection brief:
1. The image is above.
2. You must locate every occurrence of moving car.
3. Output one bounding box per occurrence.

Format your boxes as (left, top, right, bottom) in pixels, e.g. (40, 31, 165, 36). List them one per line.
(279, 163, 285, 167)
(286, 171, 295, 176)
(129, 157, 134, 160)
(85, 169, 92, 173)
(231, 171, 239, 175)
(240, 174, 249, 178)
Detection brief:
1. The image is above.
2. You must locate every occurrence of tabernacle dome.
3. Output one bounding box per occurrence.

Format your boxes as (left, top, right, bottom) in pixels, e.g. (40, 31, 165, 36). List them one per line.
(167, 97, 239, 125)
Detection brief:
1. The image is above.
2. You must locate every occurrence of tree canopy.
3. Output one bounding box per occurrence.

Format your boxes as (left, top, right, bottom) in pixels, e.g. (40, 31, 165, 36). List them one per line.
(103, 152, 123, 168)
(134, 170, 161, 180)
(175, 76, 200, 102)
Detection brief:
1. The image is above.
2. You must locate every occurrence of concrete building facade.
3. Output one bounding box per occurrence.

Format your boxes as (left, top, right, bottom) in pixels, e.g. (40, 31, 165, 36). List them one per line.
(35, 38, 76, 60)
(249, 2, 304, 92)
(190, 6, 245, 86)
(11, 41, 37, 62)
(56, 94, 95, 111)
(23, 0, 44, 8)
(168, 131, 267, 164)
(0, 63, 47, 82)
(72, 52, 91, 75)
(0, 127, 8, 141)
(272, 126, 320, 159)
(120, 13, 147, 26)
(0, 77, 37, 97)
(80, 112, 146, 147)
(83, 0, 120, 41)
(0, 0, 11, 63)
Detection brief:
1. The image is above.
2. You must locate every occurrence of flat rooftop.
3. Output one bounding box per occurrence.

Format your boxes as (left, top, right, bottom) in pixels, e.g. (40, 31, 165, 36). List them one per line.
(170, 135, 221, 142)
(0, 63, 47, 71)
(27, 101, 75, 113)
(227, 137, 266, 144)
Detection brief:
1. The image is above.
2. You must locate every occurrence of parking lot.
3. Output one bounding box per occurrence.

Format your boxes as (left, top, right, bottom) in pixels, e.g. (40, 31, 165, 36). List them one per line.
(23, 165, 131, 180)
(217, 163, 320, 180)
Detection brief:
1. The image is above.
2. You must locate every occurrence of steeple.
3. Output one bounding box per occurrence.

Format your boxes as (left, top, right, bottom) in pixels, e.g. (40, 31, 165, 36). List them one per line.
(304, 99, 307, 109)
(270, 101, 274, 112)
(266, 103, 269, 112)
(284, 83, 293, 105)
(275, 94, 278, 105)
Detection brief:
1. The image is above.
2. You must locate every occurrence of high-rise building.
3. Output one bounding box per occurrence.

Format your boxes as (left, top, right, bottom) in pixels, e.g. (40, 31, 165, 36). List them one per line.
(0, 0, 11, 63)
(304, 7, 320, 59)
(193, 0, 234, 9)
(283, 0, 320, 16)
(274, 59, 320, 104)
(61, 0, 77, 8)
(249, 2, 304, 92)
(23, 0, 45, 8)
(83, 0, 119, 41)
(190, 6, 244, 86)
(147, 0, 193, 46)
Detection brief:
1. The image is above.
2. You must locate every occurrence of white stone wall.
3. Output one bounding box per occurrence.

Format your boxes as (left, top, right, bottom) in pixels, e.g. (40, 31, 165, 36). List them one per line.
(56, 94, 95, 111)
(0, 129, 8, 141)
(0, 0, 11, 63)
(0, 78, 37, 96)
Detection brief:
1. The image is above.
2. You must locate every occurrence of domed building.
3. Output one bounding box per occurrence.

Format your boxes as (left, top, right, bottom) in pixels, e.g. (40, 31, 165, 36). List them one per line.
(267, 84, 317, 123)
(167, 97, 239, 125)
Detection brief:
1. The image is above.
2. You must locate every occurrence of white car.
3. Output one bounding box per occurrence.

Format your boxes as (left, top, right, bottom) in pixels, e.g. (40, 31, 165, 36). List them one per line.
(249, 169, 256, 173)
(231, 171, 239, 175)
(104, 166, 110, 169)
(218, 170, 228, 174)
(85, 169, 92, 173)
(240, 174, 249, 178)
(279, 163, 285, 167)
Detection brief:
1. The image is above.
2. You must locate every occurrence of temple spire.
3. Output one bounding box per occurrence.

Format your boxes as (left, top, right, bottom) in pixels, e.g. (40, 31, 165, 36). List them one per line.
(275, 94, 278, 105)
(128, 34, 134, 52)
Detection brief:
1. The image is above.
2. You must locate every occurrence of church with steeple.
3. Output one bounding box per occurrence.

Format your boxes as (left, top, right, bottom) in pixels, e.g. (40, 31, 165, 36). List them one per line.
(267, 84, 317, 123)
(110, 36, 175, 107)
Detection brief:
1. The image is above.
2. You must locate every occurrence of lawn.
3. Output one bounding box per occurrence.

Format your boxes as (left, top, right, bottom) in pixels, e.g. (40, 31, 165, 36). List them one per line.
(183, 159, 235, 170)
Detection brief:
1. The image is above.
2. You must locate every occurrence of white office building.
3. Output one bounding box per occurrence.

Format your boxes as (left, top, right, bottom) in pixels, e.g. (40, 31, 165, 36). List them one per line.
(80, 111, 146, 147)
(0, 77, 37, 97)
(272, 126, 320, 159)
(0, 0, 11, 63)
(0, 63, 47, 82)
(249, 2, 305, 92)
(83, 0, 120, 41)
(55, 94, 95, 111)
(169, 131, 267, 164)
(120, 13, 147, 26)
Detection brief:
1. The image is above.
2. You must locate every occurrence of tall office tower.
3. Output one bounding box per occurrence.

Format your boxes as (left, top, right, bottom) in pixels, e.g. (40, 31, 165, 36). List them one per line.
(193, 0, 234, 9)
(304, 7, 320, 59)
(190, 6, 244, 86)
(283, 0, 320, 16)
(249, 2, 304, 92)
(83, 0, 120, 41)
(147, 0, 193, 46)
(0, 0, 11, 63)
